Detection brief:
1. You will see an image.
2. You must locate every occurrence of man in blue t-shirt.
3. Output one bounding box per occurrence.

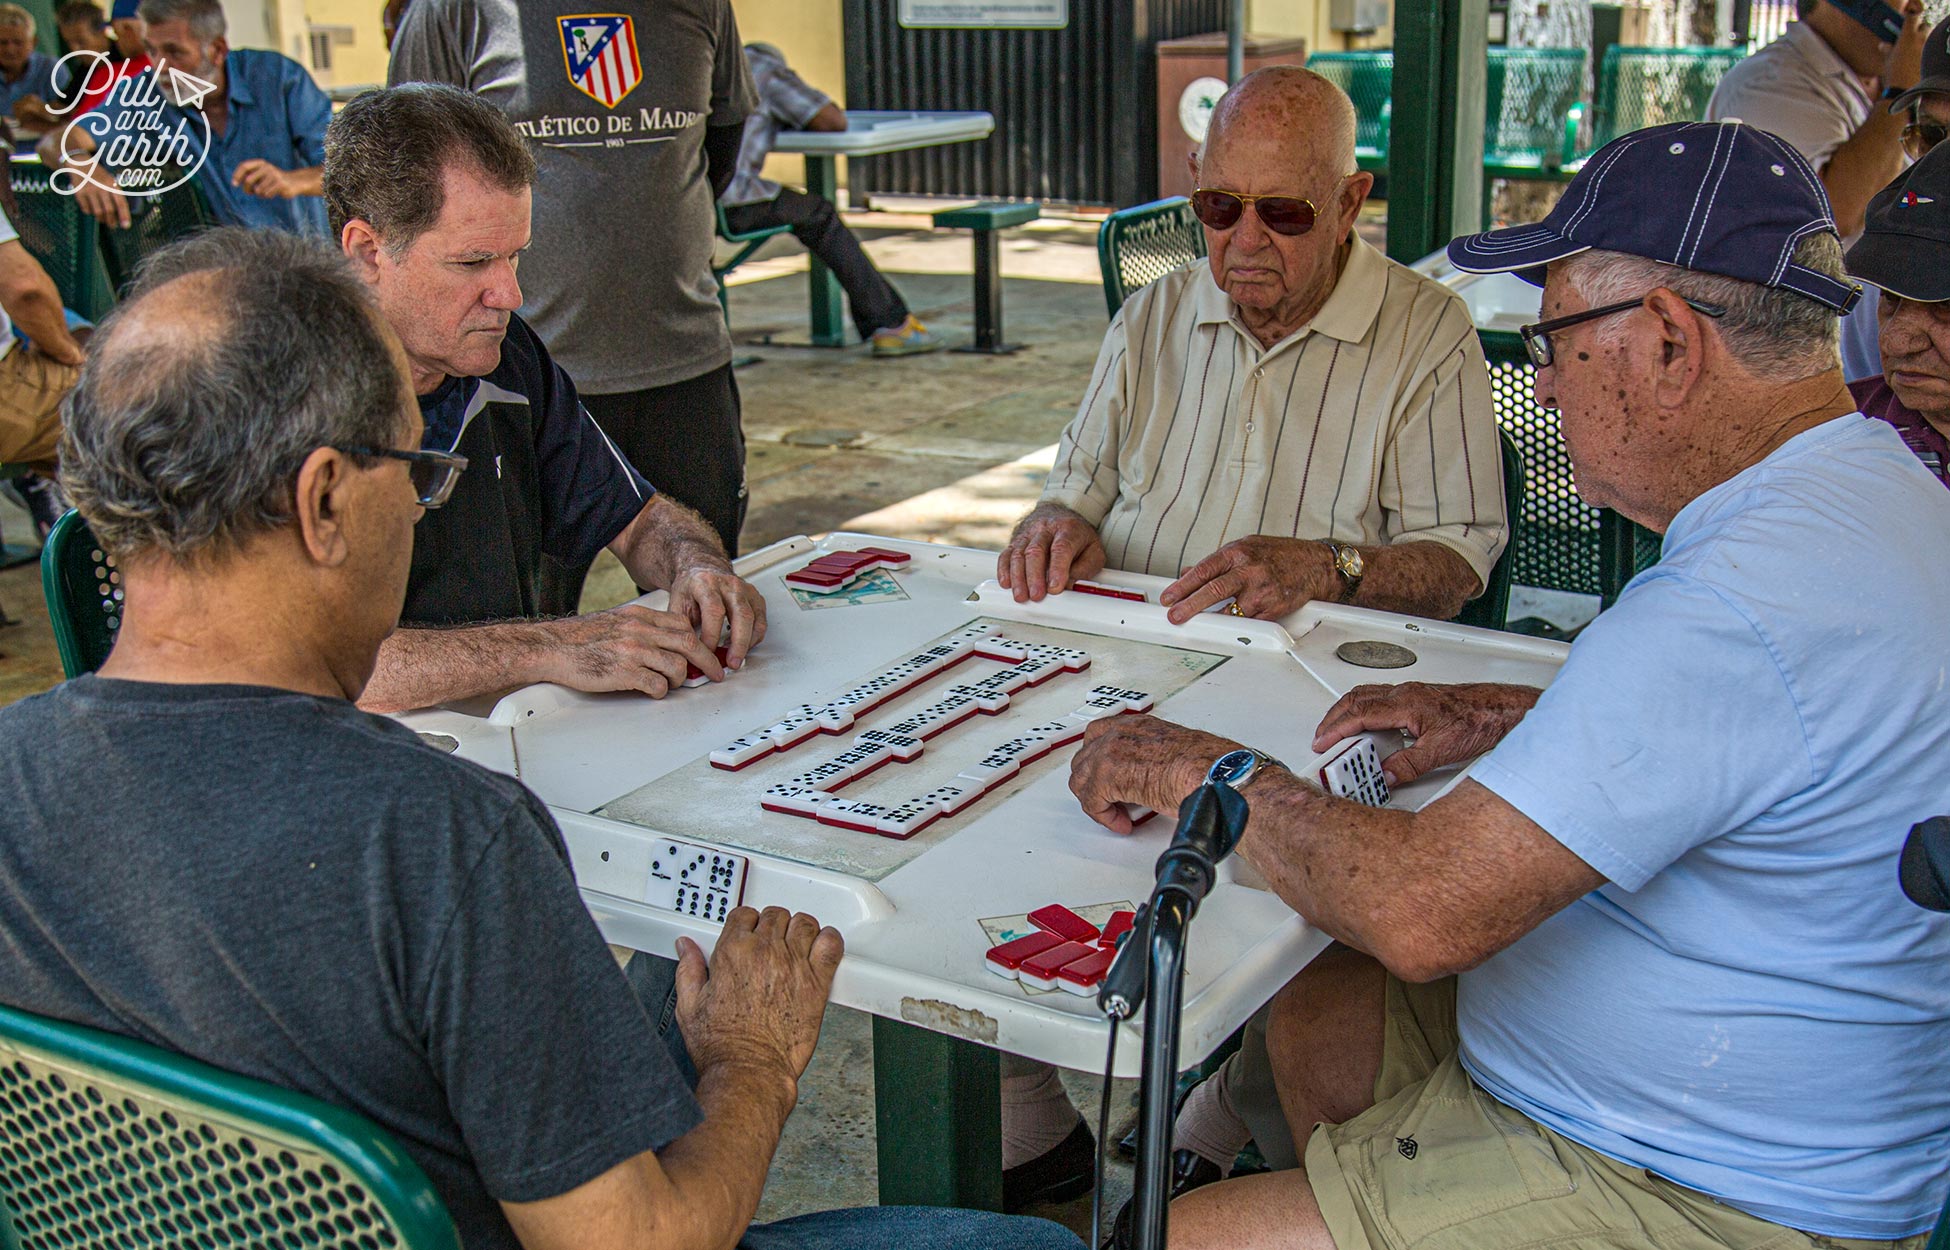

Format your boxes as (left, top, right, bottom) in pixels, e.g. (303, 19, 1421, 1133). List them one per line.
(0, 4, 61, 126)
(1070, 121, 1950, 1250)
(40, 0, 329, 236)
(323, 84, 768, 715)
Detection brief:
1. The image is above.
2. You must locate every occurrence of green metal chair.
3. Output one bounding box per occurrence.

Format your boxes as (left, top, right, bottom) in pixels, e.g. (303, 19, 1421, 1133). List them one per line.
(7, 164, 115, 322)
(713, 201, 792, 321)
(1452, 427, 1527, 631)
(40, 509, 120, 678)
(95, 175, 219, 299)
(1482, 47, 1586, 179)
(1479, 330, 1660, 608)
(1096, 196, 1206, 318)
(1305, 51, 1393, 173)
(1580, 45, 1746, 156)
(0, 1000, 461, 1250)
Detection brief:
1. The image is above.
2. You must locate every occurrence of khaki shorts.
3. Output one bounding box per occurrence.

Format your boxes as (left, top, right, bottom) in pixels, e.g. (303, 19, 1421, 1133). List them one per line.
(1304, 975, 1927, 1250)
(0, 344, 77, 468)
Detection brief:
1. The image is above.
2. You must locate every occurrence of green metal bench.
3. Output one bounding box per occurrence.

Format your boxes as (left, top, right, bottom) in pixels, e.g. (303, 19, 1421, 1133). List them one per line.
(1483, 47, 1586, 180)
(933, 200, 1040, 354)
(1096, 196, 1206, 318)
(1480, 330, 1661, 609)
(1574, 45, 1747, 160)
(41, 509, 119, 678)
(1453, 427, 1527, 631)
(0, 1000, 461, 1249)
(1306, 51, 1393, 174)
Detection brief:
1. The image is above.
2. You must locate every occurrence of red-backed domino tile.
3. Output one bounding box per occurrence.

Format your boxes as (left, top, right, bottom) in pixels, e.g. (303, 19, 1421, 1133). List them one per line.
(1019, 941, 1100, 990)
(1072, 579, 1148, 603)
(817, 799, 891, 833)
(1055, 947, 1116, 994)
(874, 802, 941, 839)
(1089, 684, 1155, 712)
(785, 568, 849, 588)
(985, 930, 1066, 978)
(1099, 910, 1136, 950)
(709, 734, 776, 770)
(856, 546, 912, 565)
(854, 728, 924, 760)
(1024, 720, 1087, 750)
(1029, 904, 1101, 944)
(760, 784, 828, 816)
(683, 646, 734, 688)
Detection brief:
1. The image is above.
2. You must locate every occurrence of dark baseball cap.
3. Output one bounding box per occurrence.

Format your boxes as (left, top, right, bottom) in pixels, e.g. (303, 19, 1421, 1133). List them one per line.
(1447, 120, 1862, 314)
(1844, 143, 1950, 301)
(1889, 16, 1950, 113)
(110, 0, 138, 19)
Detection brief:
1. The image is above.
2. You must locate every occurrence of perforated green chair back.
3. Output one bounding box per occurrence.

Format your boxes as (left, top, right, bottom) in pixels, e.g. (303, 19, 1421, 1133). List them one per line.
(6, 167, 114, 321)
(1588, 46, 1745, 151)
(1484, 47, 1585, 171)
(1304, 51, 1392, 170)
(1452, 427, 1526, 630)
(95, 175, 218, 298)
(0, 1001, 461, 1250)
(40, 510, 120, 678)
(1479, 330, 1659, 606)
(713, 201, 792, 320)
(1097, 197, 1206, 318)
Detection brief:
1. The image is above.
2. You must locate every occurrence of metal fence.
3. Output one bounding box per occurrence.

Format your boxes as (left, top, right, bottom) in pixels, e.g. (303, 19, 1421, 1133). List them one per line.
(1736, 0, 1796, 50)
(841, 0, 1229, 207)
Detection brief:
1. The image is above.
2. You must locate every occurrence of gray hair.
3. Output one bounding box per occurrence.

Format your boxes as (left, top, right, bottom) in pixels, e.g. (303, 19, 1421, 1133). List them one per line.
(0, 5, 36, 35)
(59, 228, 407, 561)
(1562, 235, 1844, 382)
(134, 0, 223, 41)
(324, 83, 536, 253)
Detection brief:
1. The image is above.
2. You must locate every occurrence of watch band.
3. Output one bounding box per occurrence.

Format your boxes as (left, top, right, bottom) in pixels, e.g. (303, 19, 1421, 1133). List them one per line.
(1884, 84, 1914, 101)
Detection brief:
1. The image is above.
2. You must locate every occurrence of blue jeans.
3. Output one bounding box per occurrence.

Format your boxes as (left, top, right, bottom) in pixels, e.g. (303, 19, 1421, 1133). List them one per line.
(739, 1206, 1084, 1250)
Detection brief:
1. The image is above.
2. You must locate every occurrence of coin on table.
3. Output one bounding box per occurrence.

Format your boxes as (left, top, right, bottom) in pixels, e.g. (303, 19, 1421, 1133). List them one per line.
(1335, 640, 1418, 670)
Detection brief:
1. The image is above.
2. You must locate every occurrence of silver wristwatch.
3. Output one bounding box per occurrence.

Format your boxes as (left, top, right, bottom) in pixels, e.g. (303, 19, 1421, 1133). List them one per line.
(1207, 747, 1287, 791)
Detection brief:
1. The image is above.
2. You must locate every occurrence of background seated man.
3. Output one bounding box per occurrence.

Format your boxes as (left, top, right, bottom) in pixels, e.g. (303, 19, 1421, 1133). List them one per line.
(0, 224, 1083, 1250)
(41, 0, 329, 235)
(0, 195, 88, 538)
(0, 5, 61, 131)
(720, 42, 936, 356)
(997, 65, 1505, 626)
(1837, 140, 1950, 484)
(1069, 121, 1950, 1250)
(45, 1, 146, 119)
(325, 85, 766, 714)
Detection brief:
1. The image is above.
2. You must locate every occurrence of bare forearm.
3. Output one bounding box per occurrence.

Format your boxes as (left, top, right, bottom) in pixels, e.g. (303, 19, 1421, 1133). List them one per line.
(5, 285, 82, 363)
(1822, 113, 1908, 238)
(285, 166, 323, 197)
(649, 1062, 799, 1250)
(1346, 540, 1482, 619)
(359, 622, 562, 713)
(614, 495, 731, 590)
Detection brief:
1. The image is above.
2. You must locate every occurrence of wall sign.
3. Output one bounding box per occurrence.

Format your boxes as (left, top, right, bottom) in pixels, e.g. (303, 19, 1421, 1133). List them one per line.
(897, 0, 1069, 29)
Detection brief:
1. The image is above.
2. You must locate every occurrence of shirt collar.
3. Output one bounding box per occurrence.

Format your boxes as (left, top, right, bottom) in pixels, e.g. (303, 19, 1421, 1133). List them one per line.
(1784, 20, 1866, 93)
(220, 51, 250, 108)
(1192, 233, 1389, 347)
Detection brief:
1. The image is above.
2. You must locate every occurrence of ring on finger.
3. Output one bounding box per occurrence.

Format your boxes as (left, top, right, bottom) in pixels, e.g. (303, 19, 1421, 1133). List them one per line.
(1224, 601, 1245, 617)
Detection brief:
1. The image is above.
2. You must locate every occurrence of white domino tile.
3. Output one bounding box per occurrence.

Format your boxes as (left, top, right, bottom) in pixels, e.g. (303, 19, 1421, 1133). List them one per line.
(643, 838, 748, 923)
(709, 734, 776, 770)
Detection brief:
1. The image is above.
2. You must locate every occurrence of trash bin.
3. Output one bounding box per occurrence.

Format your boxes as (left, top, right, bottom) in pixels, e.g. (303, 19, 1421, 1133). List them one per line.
(1156, 33, 1309, 200)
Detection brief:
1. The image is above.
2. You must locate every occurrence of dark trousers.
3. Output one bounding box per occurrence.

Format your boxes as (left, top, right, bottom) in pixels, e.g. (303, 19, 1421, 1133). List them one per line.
(724, 189, 909, 340)
(541, 362, 746, 613)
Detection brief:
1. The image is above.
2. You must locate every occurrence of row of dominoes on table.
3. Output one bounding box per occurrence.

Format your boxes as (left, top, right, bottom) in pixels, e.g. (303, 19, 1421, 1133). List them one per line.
(985, 904, 1137, 994)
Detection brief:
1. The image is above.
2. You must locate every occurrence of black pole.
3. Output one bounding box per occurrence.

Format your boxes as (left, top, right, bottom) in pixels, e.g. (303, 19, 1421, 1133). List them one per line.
(1130, 891, 1191, 1250)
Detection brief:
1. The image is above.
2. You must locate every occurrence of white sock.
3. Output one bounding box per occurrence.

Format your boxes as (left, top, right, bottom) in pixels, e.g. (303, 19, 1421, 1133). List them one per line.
(1172, 1053, 1251, 1174)
(999, 1060, 1084, 1169)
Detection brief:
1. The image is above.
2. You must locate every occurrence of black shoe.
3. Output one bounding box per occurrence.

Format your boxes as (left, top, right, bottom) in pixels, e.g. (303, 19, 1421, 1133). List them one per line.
(14, 473, 65, 542)
(1104, 1150, 1223, 1249)
(1002, 1120, 1095, 1213)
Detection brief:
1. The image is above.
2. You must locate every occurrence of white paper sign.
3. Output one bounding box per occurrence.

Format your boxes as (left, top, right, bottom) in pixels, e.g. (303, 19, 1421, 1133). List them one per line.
(897, 0, 1069, 29)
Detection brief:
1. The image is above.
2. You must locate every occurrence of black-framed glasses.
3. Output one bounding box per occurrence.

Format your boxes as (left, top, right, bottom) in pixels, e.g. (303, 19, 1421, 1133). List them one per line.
(1190, 187, 1324, 236)
(338, 445, 468, 508)
(1518, 295, 1727, 369)
(1903, 116, 1948, 162)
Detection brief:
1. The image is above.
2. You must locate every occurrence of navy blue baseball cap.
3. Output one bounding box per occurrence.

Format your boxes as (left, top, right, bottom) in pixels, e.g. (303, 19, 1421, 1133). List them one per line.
(110, 0, 139, 19)
(1448, 120, 1862, 314)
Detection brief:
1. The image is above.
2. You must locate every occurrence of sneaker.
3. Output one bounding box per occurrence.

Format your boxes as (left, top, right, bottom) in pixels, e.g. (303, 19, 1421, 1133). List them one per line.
(870, 314, 940, 357)
(15, 472, 67, 542)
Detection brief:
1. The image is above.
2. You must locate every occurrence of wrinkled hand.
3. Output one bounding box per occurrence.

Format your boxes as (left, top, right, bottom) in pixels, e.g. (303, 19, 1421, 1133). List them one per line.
(667, 564, 768, 668)
(996, 504, 1106, 602)
(539, 603, 723, 697)
(675, 906, 843, 1083)
(1312, 681, 1541, 785)
(1887, 0, 1928, 85)
(1160, 536, 1340, 625)
(1069, 714, 1241, 834)
(232, 159, 294, 199)
(74, 178, 131, 228)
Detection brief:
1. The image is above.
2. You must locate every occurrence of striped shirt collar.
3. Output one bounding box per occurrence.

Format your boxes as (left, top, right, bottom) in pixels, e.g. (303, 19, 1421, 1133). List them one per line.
(1190, 233, 1390, 348)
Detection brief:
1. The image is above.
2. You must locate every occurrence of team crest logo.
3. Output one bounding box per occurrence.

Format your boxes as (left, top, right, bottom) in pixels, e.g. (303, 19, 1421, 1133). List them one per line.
(560, 15, 641, 109)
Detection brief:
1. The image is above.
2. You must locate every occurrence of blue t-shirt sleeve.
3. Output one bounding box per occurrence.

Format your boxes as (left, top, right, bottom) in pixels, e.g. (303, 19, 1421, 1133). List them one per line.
(1471, 571, 1814, 891)
(280, 60, 331, 166)
(504, 320, 656, 566)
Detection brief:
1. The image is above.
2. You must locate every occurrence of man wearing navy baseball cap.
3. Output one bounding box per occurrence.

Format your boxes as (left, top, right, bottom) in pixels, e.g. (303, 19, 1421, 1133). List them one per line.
(1066, 119, 1950, 1249)
(1841, 141, 1950, 483)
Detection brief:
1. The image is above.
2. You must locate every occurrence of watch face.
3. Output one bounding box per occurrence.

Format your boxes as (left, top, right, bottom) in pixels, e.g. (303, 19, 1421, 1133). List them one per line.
(1338, 545, 1365, 578)
(1209, 748, 1258, 788)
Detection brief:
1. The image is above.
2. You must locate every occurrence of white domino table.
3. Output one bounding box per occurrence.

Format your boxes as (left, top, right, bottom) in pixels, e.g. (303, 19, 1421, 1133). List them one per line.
(398, 532, 1570, 1207)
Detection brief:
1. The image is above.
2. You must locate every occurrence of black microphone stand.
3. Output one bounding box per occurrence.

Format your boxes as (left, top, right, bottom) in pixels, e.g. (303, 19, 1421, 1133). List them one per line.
(1098, 779, 1250, 1250)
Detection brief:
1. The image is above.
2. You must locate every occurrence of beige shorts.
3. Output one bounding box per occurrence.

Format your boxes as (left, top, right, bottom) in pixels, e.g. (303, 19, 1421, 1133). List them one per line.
(0, 345, 77, 468)
(1304, 975, 1928, 1250)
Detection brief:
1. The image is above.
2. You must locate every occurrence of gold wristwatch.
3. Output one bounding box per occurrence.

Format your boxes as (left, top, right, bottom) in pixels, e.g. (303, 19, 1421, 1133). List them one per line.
(1323, 541, 1365, 603)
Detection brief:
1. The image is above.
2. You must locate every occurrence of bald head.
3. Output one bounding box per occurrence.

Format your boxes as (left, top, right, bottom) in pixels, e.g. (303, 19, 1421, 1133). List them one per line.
(1197, 66, 1357, 184)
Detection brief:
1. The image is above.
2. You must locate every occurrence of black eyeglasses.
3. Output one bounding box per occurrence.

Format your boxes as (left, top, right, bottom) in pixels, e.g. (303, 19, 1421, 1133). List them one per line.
(1903, 117, 1948, 162)
(1518, 295, 1727, 369)
(337, 445, 468, 508)
(1190, 188, 1324, 236)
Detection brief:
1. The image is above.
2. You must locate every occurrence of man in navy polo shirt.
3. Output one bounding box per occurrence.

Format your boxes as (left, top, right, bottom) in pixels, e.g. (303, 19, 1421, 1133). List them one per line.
(42, 0, 329, 236)
(324, 84, 766, 715)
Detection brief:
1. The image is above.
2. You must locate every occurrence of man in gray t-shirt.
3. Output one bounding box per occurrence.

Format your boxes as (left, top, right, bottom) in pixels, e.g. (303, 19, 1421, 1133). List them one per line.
(390, 1, 757, 569)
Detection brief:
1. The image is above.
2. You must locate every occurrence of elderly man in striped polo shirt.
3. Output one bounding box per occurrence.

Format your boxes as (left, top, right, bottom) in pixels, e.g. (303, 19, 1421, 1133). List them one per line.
(998, 65, 1506, 626)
